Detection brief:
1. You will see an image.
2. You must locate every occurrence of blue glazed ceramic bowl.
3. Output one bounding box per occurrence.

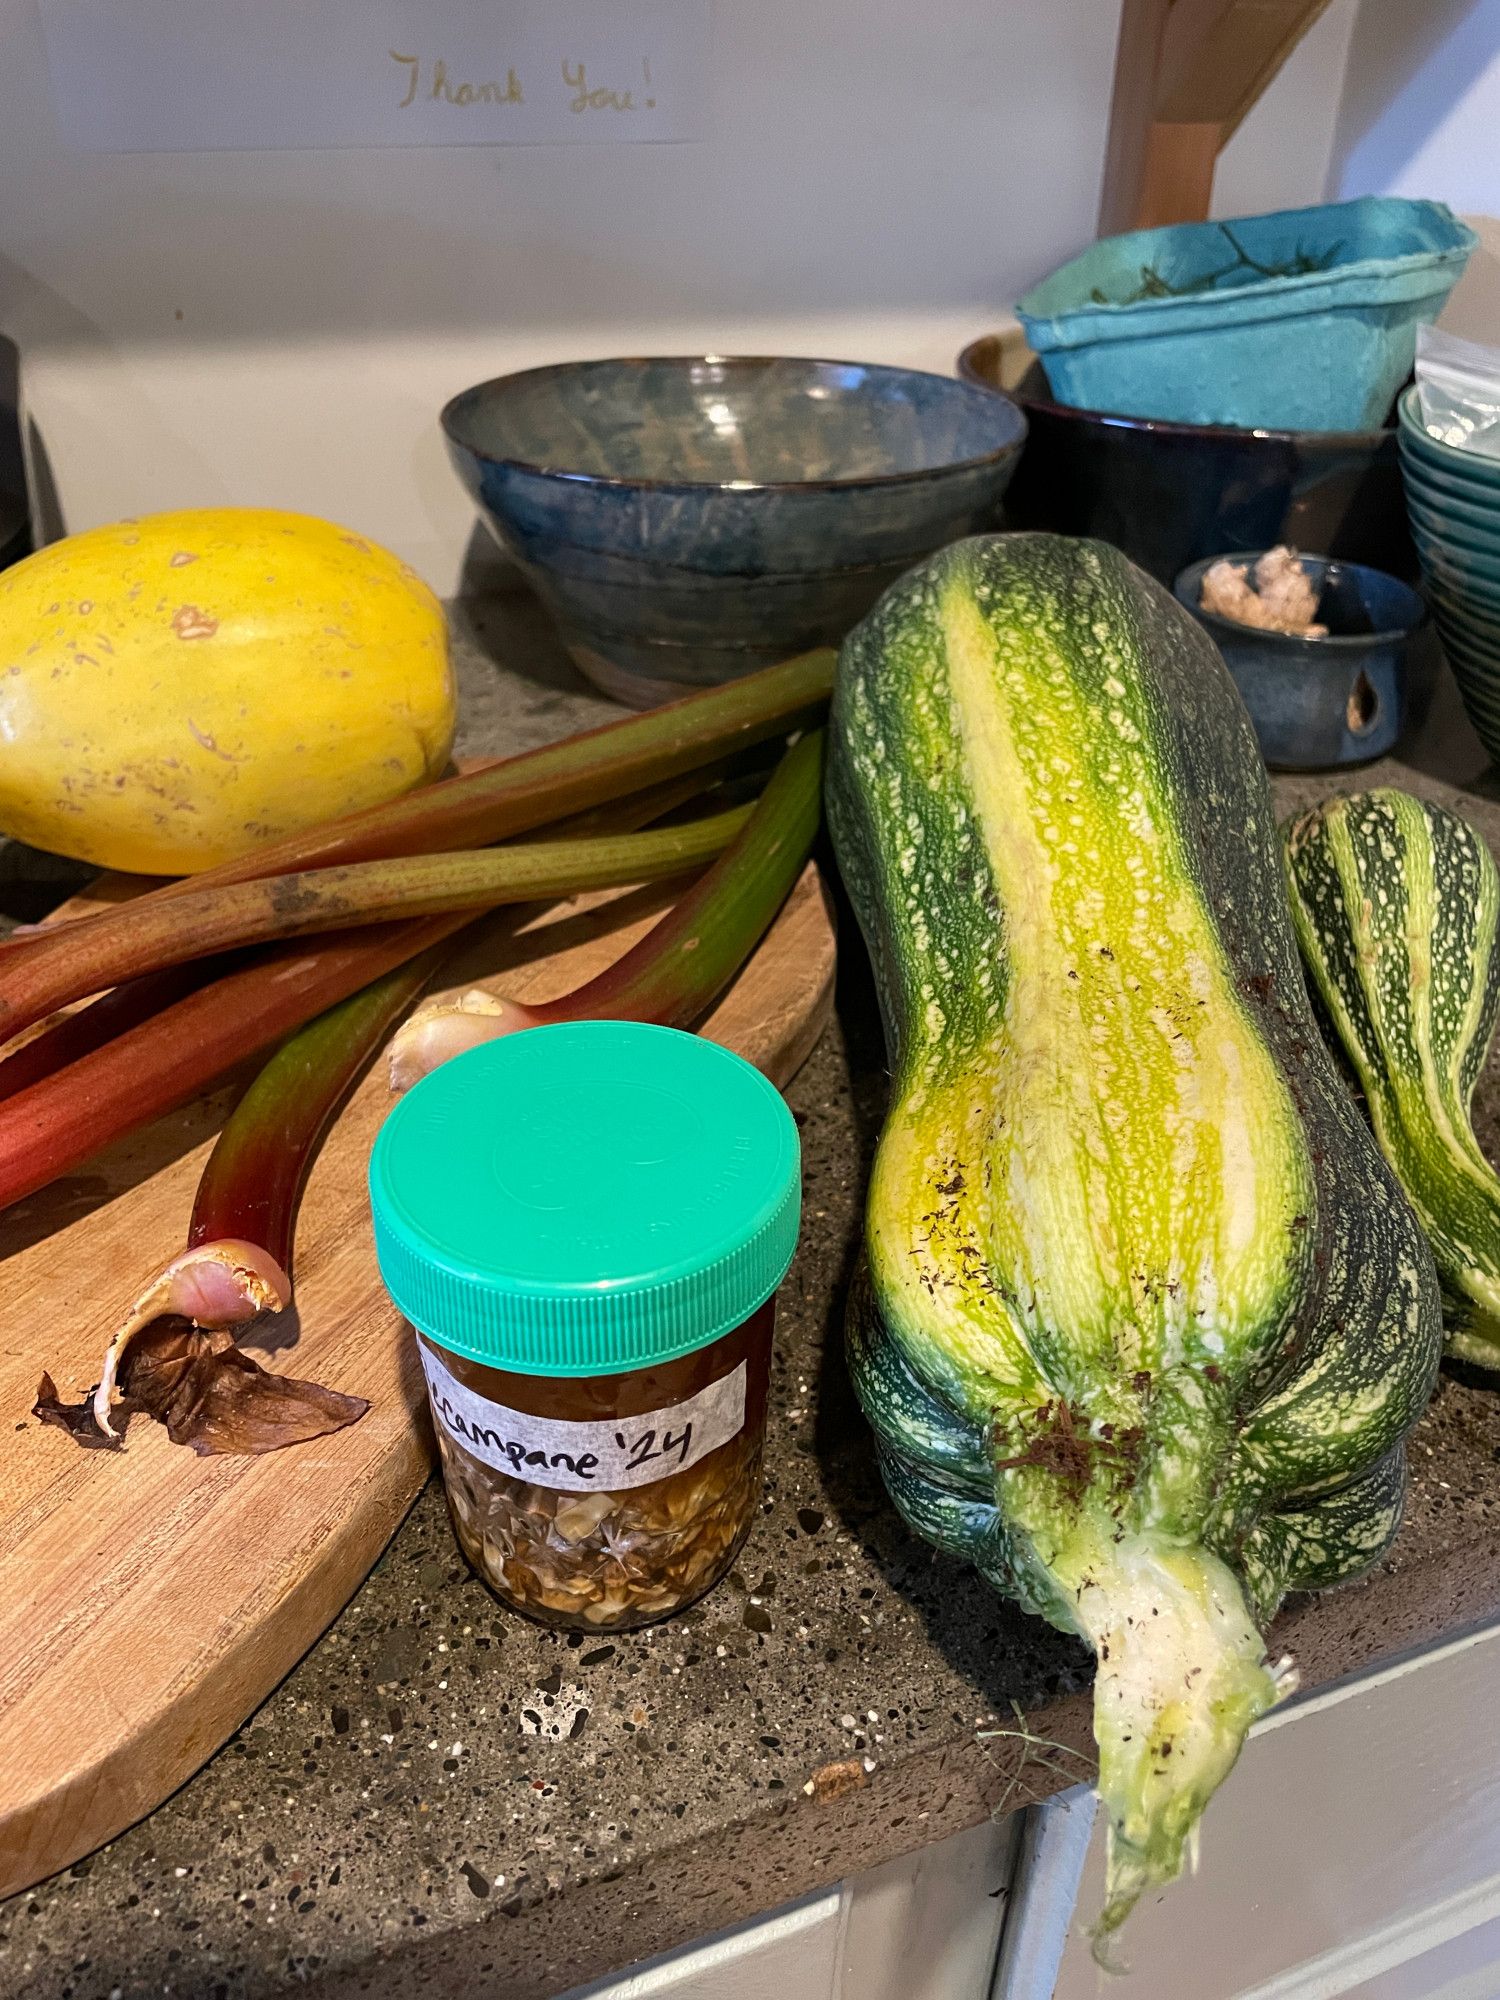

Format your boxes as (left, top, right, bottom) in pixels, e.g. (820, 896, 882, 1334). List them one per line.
(1404, 490, 1500, 559)
(1433, 621, 1500, 750)
(1440, 626, 1500, 689)
(1402, 467, 1500, 537)
(1398, 387, 1500, 491)
(1174, 552, 1427, 768)
(1403, 461, 1500, 515)
(1409, 535, 1500, 599)
(442, 355, 1026, 704)
(1436, 596, 1500, 647)
(1395, 385, 1500, 761)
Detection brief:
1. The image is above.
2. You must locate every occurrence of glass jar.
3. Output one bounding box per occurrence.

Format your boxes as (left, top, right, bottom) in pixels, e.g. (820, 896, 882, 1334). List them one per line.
(368, 1020, 801, 1632)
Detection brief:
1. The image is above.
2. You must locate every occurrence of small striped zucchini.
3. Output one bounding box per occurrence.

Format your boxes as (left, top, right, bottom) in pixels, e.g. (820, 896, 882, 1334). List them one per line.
(1284, 788, 1500, 1371)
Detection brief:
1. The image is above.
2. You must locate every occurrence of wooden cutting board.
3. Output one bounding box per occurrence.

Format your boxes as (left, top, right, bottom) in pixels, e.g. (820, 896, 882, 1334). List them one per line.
(0, 863, 836, 1900)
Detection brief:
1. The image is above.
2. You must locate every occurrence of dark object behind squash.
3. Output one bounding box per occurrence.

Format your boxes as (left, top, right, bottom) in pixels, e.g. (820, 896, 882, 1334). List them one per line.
(958, 339, 1416, 589)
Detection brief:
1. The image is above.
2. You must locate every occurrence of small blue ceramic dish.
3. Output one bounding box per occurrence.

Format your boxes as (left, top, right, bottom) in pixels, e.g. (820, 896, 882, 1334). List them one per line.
(1174, 553, 1428, 769)
(441, 355, 1026, 704)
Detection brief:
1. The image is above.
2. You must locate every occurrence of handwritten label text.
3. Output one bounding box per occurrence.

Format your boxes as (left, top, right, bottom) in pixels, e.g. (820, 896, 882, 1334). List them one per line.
(418, 1342, 746, 1493)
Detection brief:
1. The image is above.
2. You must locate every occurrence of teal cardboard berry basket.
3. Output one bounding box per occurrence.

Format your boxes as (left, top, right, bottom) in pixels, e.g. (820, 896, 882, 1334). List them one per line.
(1017, 197, 1475, 433)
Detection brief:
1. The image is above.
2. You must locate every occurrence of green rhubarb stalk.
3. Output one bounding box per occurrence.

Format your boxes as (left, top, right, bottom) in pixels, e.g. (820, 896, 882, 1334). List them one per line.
(18, 649, 835, 954)
(153, 768, 726, 1294)
(33, 767, 739, 1450)
(0, 806, 750, 1052)
(387, 731, 826, 1086)
(1, 772, 734, 1216)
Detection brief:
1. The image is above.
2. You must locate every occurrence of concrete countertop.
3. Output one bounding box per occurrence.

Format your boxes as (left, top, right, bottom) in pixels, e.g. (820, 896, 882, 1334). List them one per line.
(6, 593, 1500, 2000)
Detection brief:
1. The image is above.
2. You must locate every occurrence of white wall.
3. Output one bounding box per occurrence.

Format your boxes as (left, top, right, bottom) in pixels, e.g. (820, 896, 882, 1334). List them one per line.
(0, 0, 1122, 592)
(1327, 0, 1500, 346)
(2, 0, 1420, 595)
(1214, 0, 1500, 231)
(1211, 0, 1361, 222)
(1331, 0, 1500, 213)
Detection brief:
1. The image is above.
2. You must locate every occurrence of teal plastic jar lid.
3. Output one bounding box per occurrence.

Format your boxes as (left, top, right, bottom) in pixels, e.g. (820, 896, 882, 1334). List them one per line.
(368, 1021, 801, 1376)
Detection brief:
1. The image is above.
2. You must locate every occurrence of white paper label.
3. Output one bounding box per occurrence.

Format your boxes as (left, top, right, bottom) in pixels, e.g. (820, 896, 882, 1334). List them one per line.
(37, 0, 708, 153)
(420, 1344, 746, 1493)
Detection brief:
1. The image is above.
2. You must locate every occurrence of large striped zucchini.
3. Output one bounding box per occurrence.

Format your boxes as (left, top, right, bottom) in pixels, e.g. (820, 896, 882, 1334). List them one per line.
(827, 535, 1441, 1939)
(1285, 789, 1500, 1372)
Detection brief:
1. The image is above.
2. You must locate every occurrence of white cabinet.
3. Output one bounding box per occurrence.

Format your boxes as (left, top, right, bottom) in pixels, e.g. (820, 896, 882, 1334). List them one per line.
(565, 1623, 1500, 2000)
(562, 1891, 847, 2000)
(841, 1816, 1019, 2000)
(562, 1815, 1017, 2000)
(1050, 1624, 1500, 2000)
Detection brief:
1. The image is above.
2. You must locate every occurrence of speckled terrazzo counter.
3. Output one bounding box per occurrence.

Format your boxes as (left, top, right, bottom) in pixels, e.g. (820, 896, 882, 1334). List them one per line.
(7, 597, 1500, 2000)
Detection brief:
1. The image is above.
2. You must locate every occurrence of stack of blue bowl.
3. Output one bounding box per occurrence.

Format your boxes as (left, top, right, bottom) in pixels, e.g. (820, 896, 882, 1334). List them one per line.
(1398, 385, 1500, 757)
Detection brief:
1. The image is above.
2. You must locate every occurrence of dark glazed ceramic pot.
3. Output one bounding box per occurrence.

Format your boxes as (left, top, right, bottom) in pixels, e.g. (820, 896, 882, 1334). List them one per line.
(1174, 553, 1427, 769)
(443, 355, 1026, 706)
(958, 334, 1415, 588)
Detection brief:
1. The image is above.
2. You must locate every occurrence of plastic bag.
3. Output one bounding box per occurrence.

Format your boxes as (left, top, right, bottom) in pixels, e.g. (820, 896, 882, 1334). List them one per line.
(1415, 323, 1500, 459)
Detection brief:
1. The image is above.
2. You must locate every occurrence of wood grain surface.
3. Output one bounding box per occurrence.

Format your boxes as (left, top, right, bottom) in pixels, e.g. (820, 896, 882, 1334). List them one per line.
(0, 862, 836, 1900)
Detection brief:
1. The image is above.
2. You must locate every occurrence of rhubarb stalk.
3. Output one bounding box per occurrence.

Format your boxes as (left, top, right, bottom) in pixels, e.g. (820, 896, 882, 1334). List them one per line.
(0, 921, 467, 1217)
(14, 650, 835, 967)
(0, 766, 724, 1105)
(73, 946, 448, 1446)
(0, 805, 750, 1053)
(26, 768, 740, 1455)
(0, 963, 222, 1104)
(1, 768, 732, 1213)
(389, 730, 826, 1086)
(158, 646, 831, 885)
(43, 767, 743, 1446)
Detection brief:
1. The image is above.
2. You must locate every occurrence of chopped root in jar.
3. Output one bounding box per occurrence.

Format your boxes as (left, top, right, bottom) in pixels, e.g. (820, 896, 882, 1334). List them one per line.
(552, 1493, 618, 1544)
(438, 1426, 762, 1631)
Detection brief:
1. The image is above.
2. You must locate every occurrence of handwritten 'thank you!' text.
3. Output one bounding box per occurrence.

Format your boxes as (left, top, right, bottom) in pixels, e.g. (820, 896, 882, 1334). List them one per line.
(391, 52, 657, 115)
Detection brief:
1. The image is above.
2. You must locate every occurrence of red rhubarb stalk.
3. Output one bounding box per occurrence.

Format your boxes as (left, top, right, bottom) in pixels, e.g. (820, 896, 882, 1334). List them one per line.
(38, 772, 734, 1444)
(0, 963, 220, 1104)
(0, 771, 734, 1213)
(0, 919, 466, 1215)
(84, 948, 447, 1443)
(0, 766, 723, 1103)
(388, 730, 826, 1085)
(0, 806, 750, 1053)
